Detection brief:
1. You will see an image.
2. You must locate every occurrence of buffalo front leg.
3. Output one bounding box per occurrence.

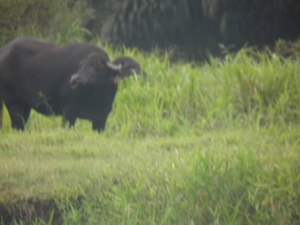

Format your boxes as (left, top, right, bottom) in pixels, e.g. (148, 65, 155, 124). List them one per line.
(62, 110, 77, 128)
(92, 107, 112, 132)
(62, 115, 77, 128)
(0, 99, 3, 129)
(5, 101, 31, 130)
(92, 118, 108, 132)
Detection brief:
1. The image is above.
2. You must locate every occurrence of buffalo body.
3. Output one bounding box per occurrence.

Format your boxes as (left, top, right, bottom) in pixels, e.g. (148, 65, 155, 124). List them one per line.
(0, 36, 128, 131)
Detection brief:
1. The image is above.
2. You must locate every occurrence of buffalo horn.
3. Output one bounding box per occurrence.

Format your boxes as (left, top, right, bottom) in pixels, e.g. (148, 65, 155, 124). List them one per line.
(106, 62, 122, 71)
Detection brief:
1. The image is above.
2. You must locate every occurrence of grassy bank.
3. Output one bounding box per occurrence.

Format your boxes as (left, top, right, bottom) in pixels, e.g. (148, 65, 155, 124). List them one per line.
(1, 126, 300, 224)
(1, 41, 300, 224)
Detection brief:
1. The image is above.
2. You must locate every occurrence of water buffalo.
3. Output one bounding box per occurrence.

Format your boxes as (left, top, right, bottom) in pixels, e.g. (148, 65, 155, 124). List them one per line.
(0, 36, 142, 131)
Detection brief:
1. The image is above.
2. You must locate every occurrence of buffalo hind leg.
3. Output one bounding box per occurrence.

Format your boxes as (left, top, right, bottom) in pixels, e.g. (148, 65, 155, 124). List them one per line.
(5, 101, 31, 130)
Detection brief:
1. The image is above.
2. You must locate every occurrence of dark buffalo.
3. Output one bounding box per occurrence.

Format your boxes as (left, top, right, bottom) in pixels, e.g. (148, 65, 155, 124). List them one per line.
(0, 36, 142, 131)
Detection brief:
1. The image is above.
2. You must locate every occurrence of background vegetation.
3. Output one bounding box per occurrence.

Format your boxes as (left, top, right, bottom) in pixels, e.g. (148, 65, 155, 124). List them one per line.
(95, 0, 300, 60)
(1, 0, 300, 224)
(0, 0, 93, 44)
(1, 0, 300, 60)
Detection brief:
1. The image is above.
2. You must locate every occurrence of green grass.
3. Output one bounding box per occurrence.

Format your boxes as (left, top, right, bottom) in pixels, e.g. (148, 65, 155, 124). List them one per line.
(1, 127, 300, 224)
(1, 40, 300, 224)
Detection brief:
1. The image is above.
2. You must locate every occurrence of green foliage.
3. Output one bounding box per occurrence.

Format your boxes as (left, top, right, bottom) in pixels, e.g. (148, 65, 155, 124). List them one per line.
(101, 45, 300, 136)
(216, 48, 300, 126)
(0, 0, 94, 45)
(274, 38, 300, 59)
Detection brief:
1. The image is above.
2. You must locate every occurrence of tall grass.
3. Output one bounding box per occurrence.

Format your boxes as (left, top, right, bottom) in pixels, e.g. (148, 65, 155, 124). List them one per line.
(106, 46, 300, 136)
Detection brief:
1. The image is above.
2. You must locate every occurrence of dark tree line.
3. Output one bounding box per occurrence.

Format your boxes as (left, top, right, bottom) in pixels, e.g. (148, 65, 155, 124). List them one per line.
(88, 0, 300, 60)
(1, 0, 300, 60)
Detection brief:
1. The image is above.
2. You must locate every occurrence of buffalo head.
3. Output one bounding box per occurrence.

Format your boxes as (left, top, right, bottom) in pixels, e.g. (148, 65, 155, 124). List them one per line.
(70, 53, 122, 89)
(113, 56, 147, 78)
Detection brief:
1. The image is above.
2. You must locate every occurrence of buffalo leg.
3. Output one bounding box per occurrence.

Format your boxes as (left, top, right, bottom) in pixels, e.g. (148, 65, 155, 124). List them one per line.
(5, 101, 31, 130)
(92, 117, 108, 132)
(92, 107, 112, 132)
(0, 99, 2, 129)
(62, 112, 77, 128)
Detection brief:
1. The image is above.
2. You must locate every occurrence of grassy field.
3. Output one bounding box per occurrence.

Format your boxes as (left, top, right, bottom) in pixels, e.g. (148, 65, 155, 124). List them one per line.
(1, 41, 300, 224)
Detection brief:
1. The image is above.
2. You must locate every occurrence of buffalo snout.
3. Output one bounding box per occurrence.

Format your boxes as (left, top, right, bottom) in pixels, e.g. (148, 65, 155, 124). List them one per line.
(70, 74, 83, 89)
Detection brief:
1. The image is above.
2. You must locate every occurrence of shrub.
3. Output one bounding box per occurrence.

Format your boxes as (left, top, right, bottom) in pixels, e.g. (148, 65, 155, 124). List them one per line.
(0, 0, 94, 45)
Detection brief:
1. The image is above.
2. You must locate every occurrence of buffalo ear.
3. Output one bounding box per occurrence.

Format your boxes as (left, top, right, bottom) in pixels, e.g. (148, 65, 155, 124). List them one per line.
(106, 62, 122, 71)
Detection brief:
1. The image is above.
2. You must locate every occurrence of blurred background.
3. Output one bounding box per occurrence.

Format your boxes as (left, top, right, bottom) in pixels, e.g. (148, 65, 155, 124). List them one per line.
(1, 0, 300, 61)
